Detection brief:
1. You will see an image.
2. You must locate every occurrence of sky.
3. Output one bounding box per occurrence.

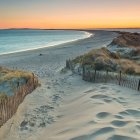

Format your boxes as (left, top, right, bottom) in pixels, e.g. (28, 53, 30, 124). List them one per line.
(0, 0, 140, 29)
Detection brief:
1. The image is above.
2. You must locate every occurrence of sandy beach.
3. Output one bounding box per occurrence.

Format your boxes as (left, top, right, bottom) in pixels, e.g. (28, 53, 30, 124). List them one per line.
(0, 30, 140, 140)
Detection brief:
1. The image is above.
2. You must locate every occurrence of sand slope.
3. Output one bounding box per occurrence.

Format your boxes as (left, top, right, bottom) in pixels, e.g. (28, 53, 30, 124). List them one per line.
(27, 79, 140, 140)
(1, 72, 140, 140)
(0, 31, 139, 140)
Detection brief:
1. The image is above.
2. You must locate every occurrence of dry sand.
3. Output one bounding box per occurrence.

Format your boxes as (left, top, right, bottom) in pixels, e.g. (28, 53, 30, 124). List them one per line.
(0, 30, 140, 140)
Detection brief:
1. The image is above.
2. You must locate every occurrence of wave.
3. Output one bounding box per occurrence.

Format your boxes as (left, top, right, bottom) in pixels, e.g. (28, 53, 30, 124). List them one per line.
(0, 31, 93, 56)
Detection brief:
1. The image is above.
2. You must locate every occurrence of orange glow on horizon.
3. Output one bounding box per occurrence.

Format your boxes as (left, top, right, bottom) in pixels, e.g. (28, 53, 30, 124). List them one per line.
(0, 0, 140, 29)
(1, 19, 139, 29)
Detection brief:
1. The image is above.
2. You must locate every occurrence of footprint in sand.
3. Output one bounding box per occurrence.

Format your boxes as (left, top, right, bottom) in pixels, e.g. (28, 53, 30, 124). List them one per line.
(90, 127, 114, 138)
(114, 114, 124, 119)
(84, 89, 97, 93)
(107, 135, 137, 140)
(70, 127, 114, 140)
(126, 109, 140, 118)
(91, 94, 111, 104)
(111, 120, 128, 127)
(87, 120, 97, 125)
(103, 98, 112, 103)
(98, 86, 109, 92)
(70, 135, 88, 140)
(114, 97, 127, 105)
(119, 109, 140, 118)
(91, 94, 110, 99)
(96, 112, 111, 119)
(119, 111, 130, 116)
(100, 86, 108, 89)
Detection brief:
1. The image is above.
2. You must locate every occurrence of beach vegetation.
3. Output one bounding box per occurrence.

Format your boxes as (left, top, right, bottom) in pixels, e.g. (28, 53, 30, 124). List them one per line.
(72, 48, 140, 75)
(124, 67, 135, 75)
(0, 92, 8, 101)
(0, 66, 32, 84)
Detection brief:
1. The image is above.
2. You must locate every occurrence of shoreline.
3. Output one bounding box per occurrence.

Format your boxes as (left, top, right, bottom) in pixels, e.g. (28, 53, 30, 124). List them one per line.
(1, 30, 140, 140)
(0, 31, 93, 56)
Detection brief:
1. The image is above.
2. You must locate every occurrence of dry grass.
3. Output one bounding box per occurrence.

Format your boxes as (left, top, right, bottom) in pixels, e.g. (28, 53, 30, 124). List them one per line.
(112, 32, 140, 48)
(0, 66, 33, 84)
(0, 92, 8, 101)
(73, 48, 120, 68)
(73, 48, 140, 75)
(0, 66, 36, 100)
(120, 59, 140, 75)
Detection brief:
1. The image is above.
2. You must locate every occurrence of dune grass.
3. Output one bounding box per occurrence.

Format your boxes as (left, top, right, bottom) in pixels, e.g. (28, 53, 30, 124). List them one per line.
(0, 66, 36, 100)
(0, 92, 8, 101)
(0, 66, 33, 84)
(72, 48, 140, 75)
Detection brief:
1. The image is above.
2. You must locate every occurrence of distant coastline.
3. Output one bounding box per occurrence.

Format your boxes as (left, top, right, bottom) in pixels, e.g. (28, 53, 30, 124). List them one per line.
(0, 27, 140, 30)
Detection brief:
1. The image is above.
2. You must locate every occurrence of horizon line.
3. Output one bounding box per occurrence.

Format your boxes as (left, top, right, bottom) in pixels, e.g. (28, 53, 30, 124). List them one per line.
(0, 27, 140, 30)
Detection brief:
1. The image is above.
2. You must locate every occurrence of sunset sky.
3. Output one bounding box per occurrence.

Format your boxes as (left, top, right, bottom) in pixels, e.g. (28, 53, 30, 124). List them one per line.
(0, 0, 140, 29)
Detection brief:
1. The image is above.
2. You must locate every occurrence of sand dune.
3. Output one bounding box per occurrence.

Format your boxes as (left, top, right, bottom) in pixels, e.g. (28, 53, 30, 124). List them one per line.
(0, 30, 139, 140)
(32, 82, 139, 140)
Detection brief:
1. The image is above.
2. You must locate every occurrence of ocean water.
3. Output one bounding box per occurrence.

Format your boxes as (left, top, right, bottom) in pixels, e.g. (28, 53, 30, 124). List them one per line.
(0, 29, 92, 55)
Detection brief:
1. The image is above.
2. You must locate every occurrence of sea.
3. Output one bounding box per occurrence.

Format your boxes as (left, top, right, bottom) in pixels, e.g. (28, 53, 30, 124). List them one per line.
(0, 29, 139, 55)
(0, 29, 92, 55)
